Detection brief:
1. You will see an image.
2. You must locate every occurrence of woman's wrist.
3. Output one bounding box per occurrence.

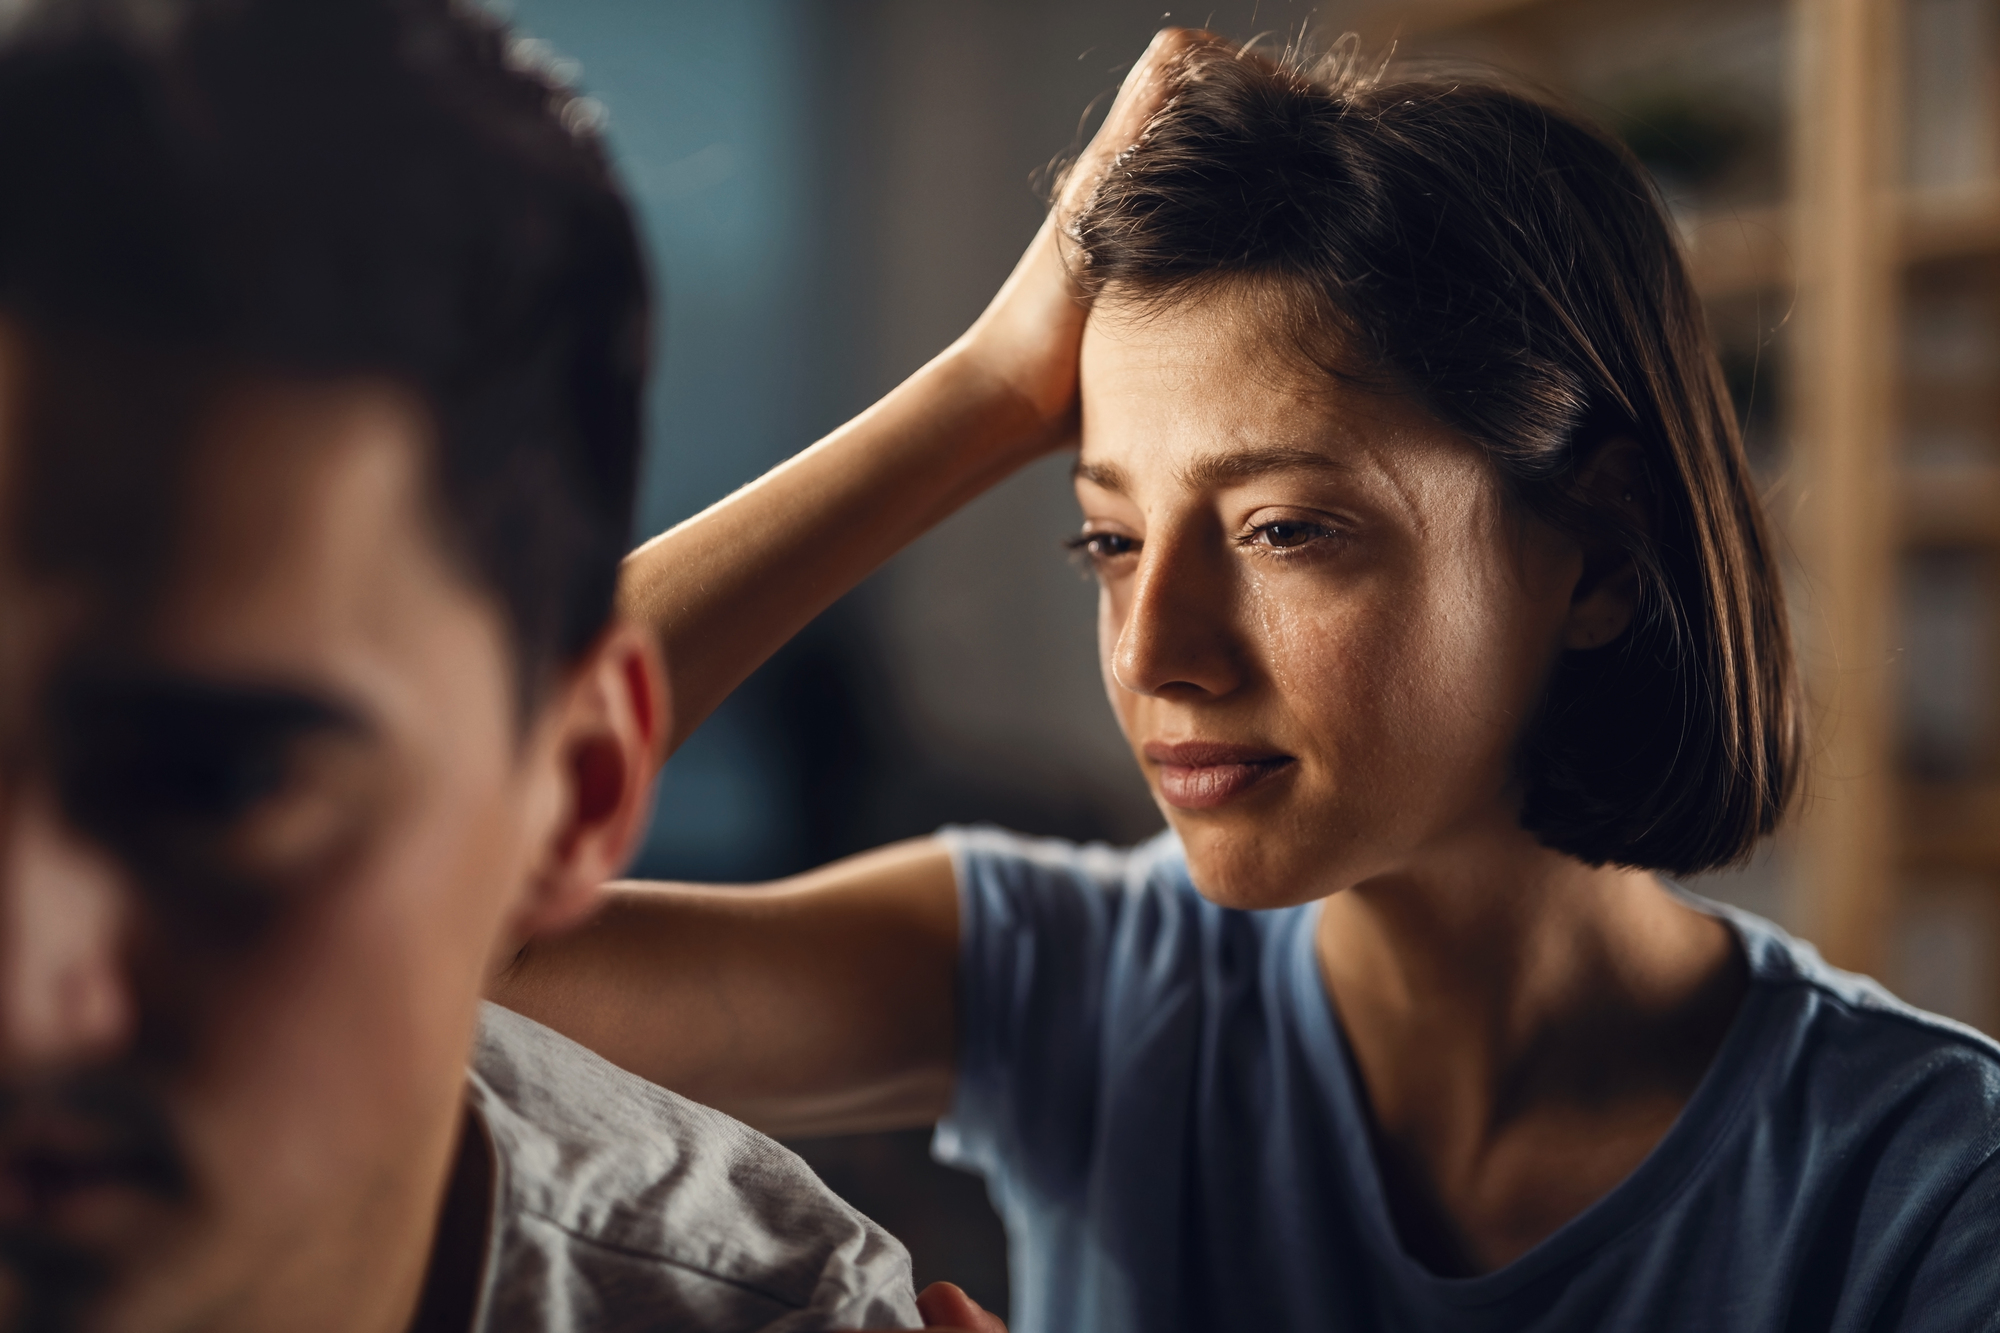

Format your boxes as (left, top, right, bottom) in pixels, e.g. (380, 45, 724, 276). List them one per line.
(914, 335, 1077, 471)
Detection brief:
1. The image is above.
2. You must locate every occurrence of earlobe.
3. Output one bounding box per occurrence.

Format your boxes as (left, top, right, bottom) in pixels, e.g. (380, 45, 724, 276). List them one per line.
(508, 621, 669, 943)
(1560, 436, 1650, 653)
(1562, 559, 1640, 650)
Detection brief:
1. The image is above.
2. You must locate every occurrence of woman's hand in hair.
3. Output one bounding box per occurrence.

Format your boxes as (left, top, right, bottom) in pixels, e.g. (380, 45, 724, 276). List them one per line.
(951, 26, 1221, 446)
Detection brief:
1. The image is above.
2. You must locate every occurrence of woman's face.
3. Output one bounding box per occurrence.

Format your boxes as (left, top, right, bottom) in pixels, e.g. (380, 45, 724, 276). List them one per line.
(1076, 288, 1591, 909)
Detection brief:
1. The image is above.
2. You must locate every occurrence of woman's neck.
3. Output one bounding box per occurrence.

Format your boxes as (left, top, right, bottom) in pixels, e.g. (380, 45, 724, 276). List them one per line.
(1314, 821, 1747, 1277)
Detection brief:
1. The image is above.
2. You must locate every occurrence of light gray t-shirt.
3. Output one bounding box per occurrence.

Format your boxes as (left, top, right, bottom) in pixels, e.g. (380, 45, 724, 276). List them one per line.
(466, 1003, 921, 1332)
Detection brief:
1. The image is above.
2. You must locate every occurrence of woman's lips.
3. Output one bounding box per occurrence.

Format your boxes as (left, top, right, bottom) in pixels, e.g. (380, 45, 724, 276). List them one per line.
(1142, 741, 1295, 810)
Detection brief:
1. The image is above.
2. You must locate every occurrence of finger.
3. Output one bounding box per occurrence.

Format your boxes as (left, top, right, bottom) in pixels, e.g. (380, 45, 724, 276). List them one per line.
(1057, 26, 1226, 216)
(914, 1280, 1008, 1333)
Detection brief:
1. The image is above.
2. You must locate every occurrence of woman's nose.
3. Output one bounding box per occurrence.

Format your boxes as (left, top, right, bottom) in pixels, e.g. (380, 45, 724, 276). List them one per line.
(1109, 537, 1245, 699)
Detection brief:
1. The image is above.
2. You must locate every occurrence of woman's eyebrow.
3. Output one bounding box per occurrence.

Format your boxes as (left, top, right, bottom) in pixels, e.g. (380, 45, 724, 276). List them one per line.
(1179, 446, 1356, 490)
(1072, 459, 1131, 493)
(1074, 448, 1357, 496)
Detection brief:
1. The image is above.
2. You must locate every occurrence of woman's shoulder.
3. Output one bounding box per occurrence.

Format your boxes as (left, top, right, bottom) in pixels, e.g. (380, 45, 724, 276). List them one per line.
(937, 822, 1188, 891)
(937, 822, 1311, 993)
(935, 823, 1208, 923)
(1692, 894, 2000, 1154)
(1711, 896, 2000, 1060)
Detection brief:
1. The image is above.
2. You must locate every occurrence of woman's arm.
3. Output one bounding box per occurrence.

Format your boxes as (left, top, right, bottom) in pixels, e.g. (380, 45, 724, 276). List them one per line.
(626, 28, 1204, 755)
(495, 839, 960, 1139)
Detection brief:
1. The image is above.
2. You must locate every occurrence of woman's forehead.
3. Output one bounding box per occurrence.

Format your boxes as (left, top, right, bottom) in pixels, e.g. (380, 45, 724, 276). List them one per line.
(1078, 300, 1484, 503)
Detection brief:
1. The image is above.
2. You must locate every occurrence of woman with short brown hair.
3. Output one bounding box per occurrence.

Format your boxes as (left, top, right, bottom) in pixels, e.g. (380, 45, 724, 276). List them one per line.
(496, 34, 2000, 1331)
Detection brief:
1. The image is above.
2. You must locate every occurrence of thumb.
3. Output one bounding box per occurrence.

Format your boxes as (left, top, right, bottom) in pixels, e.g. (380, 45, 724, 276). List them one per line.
(915, 1281, 1008, 1333)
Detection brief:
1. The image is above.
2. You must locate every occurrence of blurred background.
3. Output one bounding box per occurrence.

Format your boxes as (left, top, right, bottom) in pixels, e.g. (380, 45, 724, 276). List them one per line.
(499, 0, 2000, 1313)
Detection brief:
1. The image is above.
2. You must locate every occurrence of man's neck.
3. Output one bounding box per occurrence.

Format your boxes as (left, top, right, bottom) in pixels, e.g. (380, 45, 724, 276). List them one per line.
(1314, 823, 1747, 1274)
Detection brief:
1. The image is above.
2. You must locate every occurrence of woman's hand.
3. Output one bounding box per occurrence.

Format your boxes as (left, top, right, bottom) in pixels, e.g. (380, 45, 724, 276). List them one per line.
(951, 27, 1219, 447)
(913, 1281, 1007, 1333)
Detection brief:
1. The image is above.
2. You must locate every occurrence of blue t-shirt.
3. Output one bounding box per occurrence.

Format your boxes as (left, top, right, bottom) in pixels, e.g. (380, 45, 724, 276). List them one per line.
(932, 826, 2000, 1333)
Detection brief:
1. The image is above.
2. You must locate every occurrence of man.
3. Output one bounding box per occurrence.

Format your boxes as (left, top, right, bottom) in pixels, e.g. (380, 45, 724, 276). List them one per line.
(0, 0, 951, 1326)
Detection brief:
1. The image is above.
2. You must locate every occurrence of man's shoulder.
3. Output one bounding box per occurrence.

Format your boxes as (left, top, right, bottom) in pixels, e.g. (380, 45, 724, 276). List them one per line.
(467, 1002, 918, 1333)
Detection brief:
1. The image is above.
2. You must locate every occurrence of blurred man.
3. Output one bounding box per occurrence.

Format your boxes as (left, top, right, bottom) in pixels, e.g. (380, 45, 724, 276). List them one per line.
(0, 0, 925, 1327)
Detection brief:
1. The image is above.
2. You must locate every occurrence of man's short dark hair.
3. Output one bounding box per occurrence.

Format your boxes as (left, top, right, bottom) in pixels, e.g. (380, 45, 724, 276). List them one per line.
(1074, 46, 1802, 875)
(0, 0, 648, 698)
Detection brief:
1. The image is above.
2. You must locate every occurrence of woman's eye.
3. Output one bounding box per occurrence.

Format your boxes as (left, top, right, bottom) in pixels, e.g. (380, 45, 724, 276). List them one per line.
(1064, 530, 1139, 567)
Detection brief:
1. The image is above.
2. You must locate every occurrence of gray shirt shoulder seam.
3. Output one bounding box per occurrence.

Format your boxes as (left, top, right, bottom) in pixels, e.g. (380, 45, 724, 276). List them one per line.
(514, 1203, 807, 1311)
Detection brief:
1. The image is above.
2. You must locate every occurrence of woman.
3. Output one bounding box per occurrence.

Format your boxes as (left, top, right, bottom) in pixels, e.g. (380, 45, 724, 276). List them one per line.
(494, 34, 2000, 1332)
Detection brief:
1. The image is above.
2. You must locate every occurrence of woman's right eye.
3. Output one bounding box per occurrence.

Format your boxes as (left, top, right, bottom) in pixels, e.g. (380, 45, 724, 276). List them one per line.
(1064, 530, 1140, 570)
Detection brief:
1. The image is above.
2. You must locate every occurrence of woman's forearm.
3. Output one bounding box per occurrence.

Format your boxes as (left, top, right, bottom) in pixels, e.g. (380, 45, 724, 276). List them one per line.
(494, 839, 962, 1138)
(624, 29, 1211, 755)
(624, 335, 1065, 753)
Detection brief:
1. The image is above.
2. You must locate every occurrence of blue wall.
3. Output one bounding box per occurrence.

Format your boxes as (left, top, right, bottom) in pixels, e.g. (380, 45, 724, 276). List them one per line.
(506, 0, 817, 880)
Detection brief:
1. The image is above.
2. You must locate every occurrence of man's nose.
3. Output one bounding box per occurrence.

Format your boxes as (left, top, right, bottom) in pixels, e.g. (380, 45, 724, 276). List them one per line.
(1110, 533, 1245, 700)
(0, 784, 135, 1068)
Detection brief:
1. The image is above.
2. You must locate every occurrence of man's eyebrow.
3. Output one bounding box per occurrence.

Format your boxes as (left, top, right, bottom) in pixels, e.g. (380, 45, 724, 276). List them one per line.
(1178, 446, 1357, 490)
(58, 672, 374, 742)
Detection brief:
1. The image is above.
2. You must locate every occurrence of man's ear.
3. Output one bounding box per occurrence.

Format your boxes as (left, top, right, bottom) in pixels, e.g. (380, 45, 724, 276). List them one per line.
(1561, 437, 1650, 652)
(507, 619, 669, 943)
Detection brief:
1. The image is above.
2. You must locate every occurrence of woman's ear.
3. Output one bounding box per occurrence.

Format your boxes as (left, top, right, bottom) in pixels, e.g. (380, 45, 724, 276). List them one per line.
(507, 619, 670, 942)
(1561, 438, 1650, 651)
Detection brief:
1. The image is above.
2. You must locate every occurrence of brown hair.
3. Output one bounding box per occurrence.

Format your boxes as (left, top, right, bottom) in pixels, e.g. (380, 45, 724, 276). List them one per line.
(1072, 44, 1801, 875)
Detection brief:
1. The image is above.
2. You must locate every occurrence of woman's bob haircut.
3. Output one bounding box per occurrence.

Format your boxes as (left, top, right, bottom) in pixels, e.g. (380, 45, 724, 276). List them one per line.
(1071, 43, 1802, 876)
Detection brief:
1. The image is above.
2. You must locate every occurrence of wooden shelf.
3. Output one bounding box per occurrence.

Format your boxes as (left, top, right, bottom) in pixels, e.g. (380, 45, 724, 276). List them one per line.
(1903, 466, 2000, 546)
(1901, 377, 1997, 430)
(1681, 187, 2000, 300)
(1683, 205, 1790, 298)
(1903, 479, 2000, 548)
(1905, 184, 2000, 267)
(1905, 782, 2000, 873)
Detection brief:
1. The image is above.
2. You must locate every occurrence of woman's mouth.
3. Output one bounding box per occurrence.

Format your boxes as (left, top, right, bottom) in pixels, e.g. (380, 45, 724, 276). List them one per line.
(1142, 741, 1295, 810)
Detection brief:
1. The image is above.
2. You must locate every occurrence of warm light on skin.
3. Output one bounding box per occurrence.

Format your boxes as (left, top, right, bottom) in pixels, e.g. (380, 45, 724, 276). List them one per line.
(1076, 287, 1593, 910)
(0, 361, 660, 1331)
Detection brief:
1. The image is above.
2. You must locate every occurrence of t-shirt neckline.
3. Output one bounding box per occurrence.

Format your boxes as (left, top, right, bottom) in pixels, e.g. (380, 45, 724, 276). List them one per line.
(1287, 895, 1776, 1309)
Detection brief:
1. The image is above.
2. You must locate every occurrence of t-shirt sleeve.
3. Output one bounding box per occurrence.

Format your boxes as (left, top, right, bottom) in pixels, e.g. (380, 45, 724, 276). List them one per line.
(930, 826, 1139, 1203)
(1877, 1146, 2000, 1332)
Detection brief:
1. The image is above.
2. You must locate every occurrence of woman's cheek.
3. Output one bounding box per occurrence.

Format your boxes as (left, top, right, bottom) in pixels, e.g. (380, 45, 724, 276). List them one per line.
(1244, 569, 1357, 710)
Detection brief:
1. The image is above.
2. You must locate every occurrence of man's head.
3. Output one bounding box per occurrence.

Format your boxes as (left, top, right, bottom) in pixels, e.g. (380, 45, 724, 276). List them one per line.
(0, 1, 663, 1326)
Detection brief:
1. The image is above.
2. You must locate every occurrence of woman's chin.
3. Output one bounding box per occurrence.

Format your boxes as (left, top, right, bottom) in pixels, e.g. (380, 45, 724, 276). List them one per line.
(1171, 821, 1354, 912)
